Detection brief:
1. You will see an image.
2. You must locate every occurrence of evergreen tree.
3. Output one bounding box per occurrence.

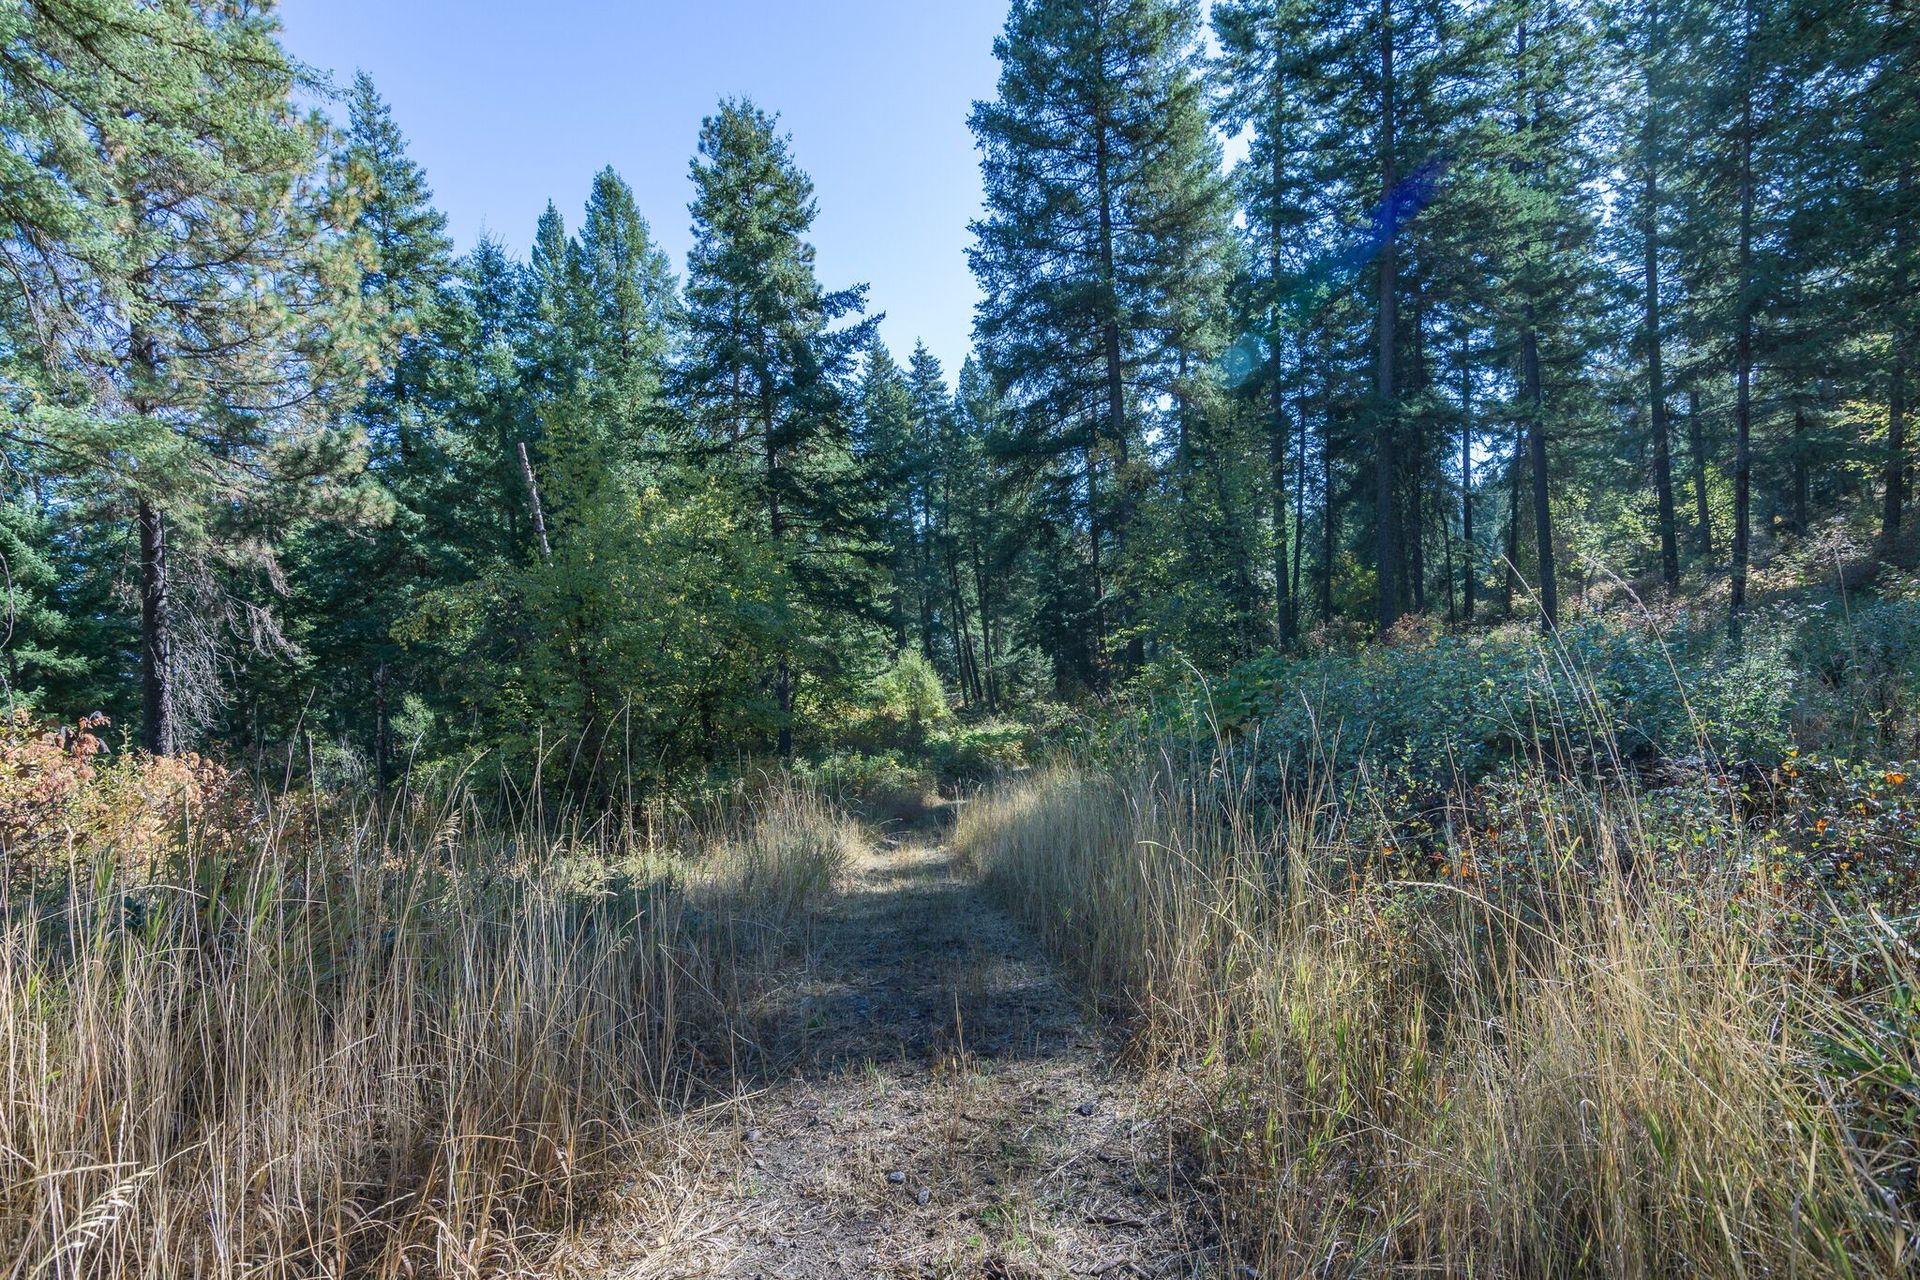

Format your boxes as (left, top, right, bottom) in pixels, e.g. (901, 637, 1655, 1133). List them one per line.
(282, 71, 456, 786)
(576, 167, 679, 454)
(970, 0, 1228, 684)
(2, 0, 378, 752)
(678, 99, 878, 757)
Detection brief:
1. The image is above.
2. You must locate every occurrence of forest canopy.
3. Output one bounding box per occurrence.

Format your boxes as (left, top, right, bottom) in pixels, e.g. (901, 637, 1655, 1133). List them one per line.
(0, 0, 1913, 795)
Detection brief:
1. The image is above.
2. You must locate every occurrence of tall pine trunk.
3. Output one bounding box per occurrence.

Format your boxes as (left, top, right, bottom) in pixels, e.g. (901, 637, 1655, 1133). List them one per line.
(1267, 96, 1296, 646)
(1884, 161, 1910, 541)
(1525, 327, 1558, 627)
(137, 499, 175, 756)
(1687, 387, 1713, 557)
(1271, 375, 1294, 644)
(766, 392, 793, 759)
(1793, 402, 1810, 531)
(1504, 430, 1523, 614)
(1092, 40, 1139, 676)
(1643, 1, 1680, 588)
(1889, 352, 1910, 541)
(1730, 2, 1756, 636)
(1294, 387, 1310, 614)
(1374, 0, 1401, 632)
(1321, 415, 1336, 624)
(1460, 341, 1475, 621)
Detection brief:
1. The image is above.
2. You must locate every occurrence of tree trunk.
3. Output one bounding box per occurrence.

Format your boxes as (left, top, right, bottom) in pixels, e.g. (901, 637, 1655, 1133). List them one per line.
(1888, 353, 1909, 541)
(1504, 430, 1523, 614)
(1093, 65, 1139, 675)
(373, 659, 391, 795)
(1085, 428, 1104, 681)
(1730, 5, 1755, 636)
(516, 442, 552, 561)
(1687, 386, 1713, 557)
(766, 394, 793, 759)
(1642, 2, 1680, 588)
(1460, 342, 1475, 621)
(1524, 327, 1558, 627)
(1884, 159, 1910, 541)
(138, 499, 175, 756)
(1271, 369, 1294, 645)
(1374, 0, 1400, 633)
(1793, 402, 1810, 532)
(1293, 388, 1309, 613)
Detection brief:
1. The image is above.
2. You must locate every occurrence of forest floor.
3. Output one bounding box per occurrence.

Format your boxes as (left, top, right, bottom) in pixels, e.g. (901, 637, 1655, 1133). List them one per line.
(574, 809, 1214, 1279)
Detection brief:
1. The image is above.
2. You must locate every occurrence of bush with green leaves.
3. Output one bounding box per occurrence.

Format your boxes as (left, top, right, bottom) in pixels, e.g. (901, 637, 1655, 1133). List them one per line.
(1149, 601, 1920, 808)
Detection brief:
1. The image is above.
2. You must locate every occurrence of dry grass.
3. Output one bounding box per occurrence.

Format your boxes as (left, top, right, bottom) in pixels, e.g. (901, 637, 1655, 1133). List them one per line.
(0, 771, 857, 1279)
(954, 750, 1920, 1277)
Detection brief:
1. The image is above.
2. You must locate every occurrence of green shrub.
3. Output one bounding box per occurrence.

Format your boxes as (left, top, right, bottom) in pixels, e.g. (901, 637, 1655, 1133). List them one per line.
(873, 650, 952, 738)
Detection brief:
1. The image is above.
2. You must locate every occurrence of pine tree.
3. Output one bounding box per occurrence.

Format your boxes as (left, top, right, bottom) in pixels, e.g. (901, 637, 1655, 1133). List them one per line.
(576, 167, 678, 455)
(3, 1, 378, 751)
(678, 99, 878, 757)
(970, 0, 1228, 683)
(283, 71, 456, 787)
(855, 343, 920, 652)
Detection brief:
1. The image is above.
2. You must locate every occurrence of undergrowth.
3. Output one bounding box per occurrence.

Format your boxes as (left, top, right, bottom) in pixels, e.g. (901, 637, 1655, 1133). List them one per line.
(0, 712, 856, 1278)
(956, 610, 1920, 1277)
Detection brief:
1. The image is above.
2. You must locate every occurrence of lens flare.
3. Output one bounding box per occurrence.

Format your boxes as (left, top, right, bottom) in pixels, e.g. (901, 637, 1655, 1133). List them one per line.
(1220, 333, 1267, 388)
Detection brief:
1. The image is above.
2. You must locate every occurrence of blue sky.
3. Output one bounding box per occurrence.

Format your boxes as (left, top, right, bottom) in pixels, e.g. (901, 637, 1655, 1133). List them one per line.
(277, 0, 1012, 381)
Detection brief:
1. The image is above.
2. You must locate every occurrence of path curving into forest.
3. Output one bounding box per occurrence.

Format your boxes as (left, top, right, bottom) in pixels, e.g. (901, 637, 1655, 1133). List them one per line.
(580, 824, 1212, 1279)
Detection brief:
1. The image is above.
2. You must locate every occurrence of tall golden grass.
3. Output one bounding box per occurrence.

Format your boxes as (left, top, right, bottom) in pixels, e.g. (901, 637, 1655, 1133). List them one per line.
(1, 762, 854, 1278)
(955, 745, 1918, 1277)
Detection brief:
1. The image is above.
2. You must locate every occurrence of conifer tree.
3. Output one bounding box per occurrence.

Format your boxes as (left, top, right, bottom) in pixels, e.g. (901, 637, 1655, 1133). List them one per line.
(285, 71, 455, 786)
(576, 167, 678, 454)
(970, 0, 1228, 683)
(678, 99, 877, 757)
(2, 0, 376, 751)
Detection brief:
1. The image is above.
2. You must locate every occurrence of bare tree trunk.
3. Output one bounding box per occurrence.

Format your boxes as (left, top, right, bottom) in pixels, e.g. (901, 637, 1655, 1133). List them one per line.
(1889, 353, 1910, 540)
(1085, 427, 1104, 681)
(1504, 431, 1523, 614)
(516, 442, 552, 561)
(1793, 402, 1810, 532)
(1271, 371, 1294, 645)
(1293, 390, 1309, 614)
(1884, 159, 1910, 541)
(1320, 409, 1336, 625)
(765, 393, 793, 759)
(1093, 46, 1140, 676)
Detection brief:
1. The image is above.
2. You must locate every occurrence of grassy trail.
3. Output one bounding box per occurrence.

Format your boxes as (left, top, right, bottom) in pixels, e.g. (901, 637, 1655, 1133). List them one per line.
(582, 816, 1208, 1279)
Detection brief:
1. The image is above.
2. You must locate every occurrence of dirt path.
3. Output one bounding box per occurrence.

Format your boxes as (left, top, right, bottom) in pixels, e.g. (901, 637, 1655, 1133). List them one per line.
(584, 828, 1210, 1279)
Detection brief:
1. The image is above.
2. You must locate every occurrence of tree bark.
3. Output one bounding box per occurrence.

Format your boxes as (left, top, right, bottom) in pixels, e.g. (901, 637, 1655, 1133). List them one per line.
(1883, 159, 1910, 541)
(1271, 373, 1294, 645)
(1643, 0, 1680, 588)
(1374, 0, 1400, 633)
(1888, 353, 1909, 540)
(1504, 429, 1523, 614)
(1460, 341, 1475, 621)
(765, 390, 792, 759)
(516, 442, 552, 561)
(1730, 2, 1755, 636)
(1093, 48, 1139, 675)
(138, 499, 175, 756)
(1525, 327, 1558, 627)
(1687, 386, 1713, 557)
